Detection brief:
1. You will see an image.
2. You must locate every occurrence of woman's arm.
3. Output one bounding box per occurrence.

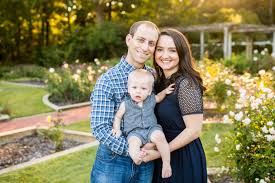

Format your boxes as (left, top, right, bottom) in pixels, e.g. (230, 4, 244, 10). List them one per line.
(142, 114, 203, 162)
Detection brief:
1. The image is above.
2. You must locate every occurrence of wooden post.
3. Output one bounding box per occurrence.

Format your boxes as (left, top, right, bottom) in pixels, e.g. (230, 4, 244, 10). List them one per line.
(272, 32, 275, 57)
(223, 27, 228, 59)
(228, 31, 232, 59)
(200, 31, 204, 61)
(246, 35, 253, 59)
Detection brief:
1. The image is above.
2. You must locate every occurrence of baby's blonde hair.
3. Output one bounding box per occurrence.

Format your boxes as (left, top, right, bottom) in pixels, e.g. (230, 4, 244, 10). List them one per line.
(128, 69, 154, 86)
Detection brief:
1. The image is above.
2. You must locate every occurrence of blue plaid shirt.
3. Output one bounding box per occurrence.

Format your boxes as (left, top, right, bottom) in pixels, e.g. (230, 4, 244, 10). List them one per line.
(90, 57, 153, 156)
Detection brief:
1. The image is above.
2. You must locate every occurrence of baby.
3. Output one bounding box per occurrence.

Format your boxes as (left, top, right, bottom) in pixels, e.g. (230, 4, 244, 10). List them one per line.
(112, 69, 174, 178)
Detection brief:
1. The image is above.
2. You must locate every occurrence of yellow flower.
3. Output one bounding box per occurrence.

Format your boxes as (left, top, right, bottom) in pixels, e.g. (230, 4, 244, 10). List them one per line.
(47, 115, 52, 123)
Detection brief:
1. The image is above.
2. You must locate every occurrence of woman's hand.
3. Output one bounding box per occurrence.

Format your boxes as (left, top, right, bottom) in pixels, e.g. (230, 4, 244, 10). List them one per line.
(141, 149, 161, 163)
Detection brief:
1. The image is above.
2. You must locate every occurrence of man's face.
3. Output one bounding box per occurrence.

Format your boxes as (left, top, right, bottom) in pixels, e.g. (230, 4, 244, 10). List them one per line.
(126, 24, 159, 68)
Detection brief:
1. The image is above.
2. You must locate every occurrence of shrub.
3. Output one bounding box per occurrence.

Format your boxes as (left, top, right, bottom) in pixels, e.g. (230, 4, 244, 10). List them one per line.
(214, 72, 275, 182)
(223, 49, 275, 75)
(0, 65, 47, 80)
(35, 46, 65, 67)
(46, 59, 110, 104)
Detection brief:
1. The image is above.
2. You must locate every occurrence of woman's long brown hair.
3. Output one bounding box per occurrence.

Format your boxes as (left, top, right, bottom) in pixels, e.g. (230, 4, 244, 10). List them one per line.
(153, 28, 206, 92)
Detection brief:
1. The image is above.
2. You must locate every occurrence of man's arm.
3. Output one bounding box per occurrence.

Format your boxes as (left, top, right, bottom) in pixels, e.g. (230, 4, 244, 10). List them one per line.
(155, 84, 175, 103)
(91, 76, 128, 156)
(112, 102, 125, 137)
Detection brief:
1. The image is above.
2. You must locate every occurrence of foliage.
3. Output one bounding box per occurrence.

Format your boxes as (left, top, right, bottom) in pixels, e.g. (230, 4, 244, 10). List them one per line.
(0, 65, 47, 80)
(39, 114, 65, 151)
(224, 50, 275, 74)
(63, 21, 127, 62)
(35, 46, 66, 67)
(46, 59, 110, 104)
(199, 59, 237, 112)
(0, 103, 11, 116)
(214, 72, 275, 182)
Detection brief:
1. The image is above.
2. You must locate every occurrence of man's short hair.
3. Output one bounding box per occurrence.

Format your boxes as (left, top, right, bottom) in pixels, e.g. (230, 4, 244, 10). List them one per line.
(129, 21, 160, 36)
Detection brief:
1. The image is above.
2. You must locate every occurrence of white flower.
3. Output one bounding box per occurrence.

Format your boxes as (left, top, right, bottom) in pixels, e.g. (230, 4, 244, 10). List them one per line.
(75, 59, 79, 63)
(214, 147, 219, 152)
(265, 135, 275, 141)
(49, 68, 55, 73)
(255, 178, 259, 181)
(267, 121, 273, 126)
(269, 127, 275, 135)
(267, 92, 274, 99)
(234, 111, 243, 121)
(215, 134, 221, 144)
(131, 4, 136, 8)
(259, 179, 266, 183)
(223, 115, 231, 123)
(253, 57, 258, 61)
(63, 63, 69, 68)
(225, 79, 231, 85)
(262, 126, 269, 133)
(229, 111, 235, 117)
(235, 103, 243, 109)
(253, 49, 258, 54)
(94, 58, 100, 65)
(258, 69, 265, 76)
(261, 50, 265, 55)
(226, 90, 232, 96)
(264, 48, 268, 52)
(72, 74, 79, 81)
(242, 117, 251, 125)
(236, 144, 241, 151)
(118, 2, 123, 7)
(272, 53, 275, 58)
(76, 69, 81, 74)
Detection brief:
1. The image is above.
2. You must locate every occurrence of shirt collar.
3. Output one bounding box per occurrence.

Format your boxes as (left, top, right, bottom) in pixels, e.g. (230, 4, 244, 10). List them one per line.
(119, 56, 151, 73)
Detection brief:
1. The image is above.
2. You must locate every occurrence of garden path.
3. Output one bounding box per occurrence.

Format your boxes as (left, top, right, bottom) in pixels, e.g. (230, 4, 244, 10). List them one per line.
(0, 106, 90, 133)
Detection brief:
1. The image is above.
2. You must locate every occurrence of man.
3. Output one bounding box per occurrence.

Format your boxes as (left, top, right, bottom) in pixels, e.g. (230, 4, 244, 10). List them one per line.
(90, 21, 160, 183)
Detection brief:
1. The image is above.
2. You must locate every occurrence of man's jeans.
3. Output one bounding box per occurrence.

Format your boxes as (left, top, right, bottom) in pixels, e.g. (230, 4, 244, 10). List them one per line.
(91, 144, 154, 183)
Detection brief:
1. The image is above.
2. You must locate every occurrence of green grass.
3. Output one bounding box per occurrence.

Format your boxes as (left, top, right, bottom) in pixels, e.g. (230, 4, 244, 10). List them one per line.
(0, 122, 232, 182)
(0, 82, 53, 118)
(63, 120, 91, 133)
(0, 147, 97, 183)
(201, 123, 233, 167)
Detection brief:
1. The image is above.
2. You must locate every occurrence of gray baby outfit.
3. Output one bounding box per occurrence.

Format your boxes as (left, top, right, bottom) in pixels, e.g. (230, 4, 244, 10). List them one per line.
(123, 94, 162, 145)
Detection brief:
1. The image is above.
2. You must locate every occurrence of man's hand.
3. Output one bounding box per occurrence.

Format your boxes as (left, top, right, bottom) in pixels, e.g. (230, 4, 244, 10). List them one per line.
(141, 149, 161, 163)
(142, 142, 156, 150)
(112, 128, 122, 138)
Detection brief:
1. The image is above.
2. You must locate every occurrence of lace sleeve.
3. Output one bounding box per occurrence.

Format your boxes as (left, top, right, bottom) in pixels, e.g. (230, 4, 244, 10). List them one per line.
(177, 78, 203, 116)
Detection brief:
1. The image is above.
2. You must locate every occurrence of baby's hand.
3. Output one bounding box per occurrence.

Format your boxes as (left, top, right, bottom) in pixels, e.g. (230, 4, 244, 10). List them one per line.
(165, 84, 175, 94)
(112, 129, 122, 138)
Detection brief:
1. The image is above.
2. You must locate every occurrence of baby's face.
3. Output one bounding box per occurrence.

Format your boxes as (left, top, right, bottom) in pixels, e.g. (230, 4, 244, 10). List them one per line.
(128, 79, 152, 103)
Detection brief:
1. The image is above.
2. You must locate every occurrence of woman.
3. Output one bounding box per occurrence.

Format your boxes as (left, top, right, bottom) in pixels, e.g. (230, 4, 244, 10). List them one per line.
(142, 28, 207, 182)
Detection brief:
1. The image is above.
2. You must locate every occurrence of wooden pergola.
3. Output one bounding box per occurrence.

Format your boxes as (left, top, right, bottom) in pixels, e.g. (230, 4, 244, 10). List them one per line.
(174, 23, 275, 60)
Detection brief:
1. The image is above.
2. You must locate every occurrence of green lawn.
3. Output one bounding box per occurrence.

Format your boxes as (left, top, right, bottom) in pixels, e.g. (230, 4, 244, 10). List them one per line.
(201, 123, 233, 167)
(0, 82, 53, 117)
(63, 120, 91, 133)
(0, 147, 97, 183)
(0, 122, 232, 182)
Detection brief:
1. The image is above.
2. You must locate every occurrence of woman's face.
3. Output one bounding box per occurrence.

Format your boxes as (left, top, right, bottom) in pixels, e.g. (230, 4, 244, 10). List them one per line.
(155, 35, 179, 76)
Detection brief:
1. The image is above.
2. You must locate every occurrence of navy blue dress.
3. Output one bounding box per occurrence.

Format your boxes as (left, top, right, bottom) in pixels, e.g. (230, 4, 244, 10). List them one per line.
(153, 76, 207, 183)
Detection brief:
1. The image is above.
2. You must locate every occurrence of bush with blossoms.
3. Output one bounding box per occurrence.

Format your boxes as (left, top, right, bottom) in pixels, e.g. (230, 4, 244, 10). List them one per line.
(198, 58, 238, 112)
(214, 70, 275, 182)
(46, 59, 110, 105)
